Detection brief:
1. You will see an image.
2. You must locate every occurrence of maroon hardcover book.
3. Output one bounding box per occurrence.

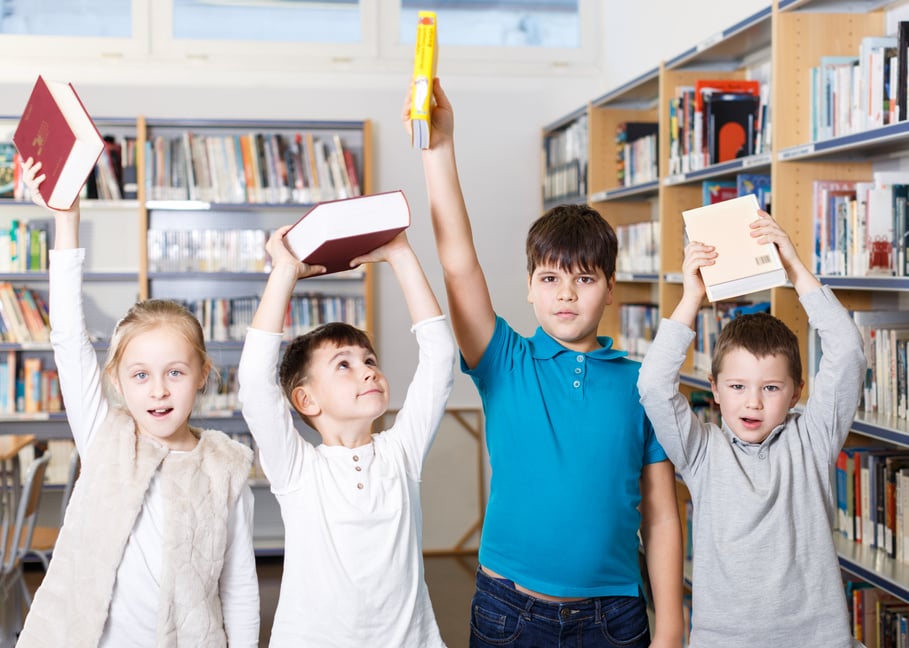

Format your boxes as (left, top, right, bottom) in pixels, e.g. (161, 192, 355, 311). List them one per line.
(12, 75, 104, 210)
(283, 189, 410, 275)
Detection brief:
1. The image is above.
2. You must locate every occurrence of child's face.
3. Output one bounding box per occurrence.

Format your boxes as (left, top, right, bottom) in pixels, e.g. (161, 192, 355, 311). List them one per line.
(710, 347, 802, 444)
(114, 327, 207, 451)
(296, 342, 389, 426)
(527, 262, 613, 352)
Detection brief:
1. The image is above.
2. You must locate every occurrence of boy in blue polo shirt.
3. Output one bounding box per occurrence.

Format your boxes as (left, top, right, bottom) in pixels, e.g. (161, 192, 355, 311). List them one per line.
(405, 80, 683, 647)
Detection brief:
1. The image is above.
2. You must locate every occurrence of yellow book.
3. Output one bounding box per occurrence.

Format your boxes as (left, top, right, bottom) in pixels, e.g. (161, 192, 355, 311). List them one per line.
(410, 11, 438, 149)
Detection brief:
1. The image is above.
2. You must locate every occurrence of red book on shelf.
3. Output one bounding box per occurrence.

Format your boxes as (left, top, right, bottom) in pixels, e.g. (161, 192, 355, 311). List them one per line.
(12, 75, 104, 210)
(283, 190, 410, 276)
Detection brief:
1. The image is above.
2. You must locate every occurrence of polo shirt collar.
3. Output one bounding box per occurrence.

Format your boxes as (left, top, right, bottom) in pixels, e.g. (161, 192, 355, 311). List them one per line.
(528, 326, 628, 360)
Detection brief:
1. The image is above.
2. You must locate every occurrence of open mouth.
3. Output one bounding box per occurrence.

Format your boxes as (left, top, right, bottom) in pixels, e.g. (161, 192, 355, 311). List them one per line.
(149, 408, 173, 418)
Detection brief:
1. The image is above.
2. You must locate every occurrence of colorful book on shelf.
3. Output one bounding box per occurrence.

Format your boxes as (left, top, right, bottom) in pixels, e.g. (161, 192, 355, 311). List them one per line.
(736, 172, 770, 211)
(682, 193, 787, 302)
(12, 75, 104, 210)
(0, 141, 15, 199)
(410, 11, 438, 149)
(701, 179, 737, 205)
(283, 189, 410, 276)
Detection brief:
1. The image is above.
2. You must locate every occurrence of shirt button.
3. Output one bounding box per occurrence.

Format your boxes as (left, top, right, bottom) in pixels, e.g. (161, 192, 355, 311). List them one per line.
(758, 452, 766, 459)
(574, 367, 582, 374)
(357, 483, 364, 489)
(352, 455, 359, 462)
(573, 380, 580, 388)
(355, 466, 362, 472)
(576, 355, 584, 363)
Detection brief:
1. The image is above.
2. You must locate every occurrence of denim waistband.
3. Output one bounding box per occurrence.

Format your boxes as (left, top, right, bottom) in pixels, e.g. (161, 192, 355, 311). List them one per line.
(475, 567, 638, 623)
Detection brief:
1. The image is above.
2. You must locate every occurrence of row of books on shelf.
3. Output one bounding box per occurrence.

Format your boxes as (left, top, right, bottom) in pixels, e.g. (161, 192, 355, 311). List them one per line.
(846, 579, 909, 648)
(834, 444, 909, 571)
(542, 113, 587, 202)
(3, 135, 138, 203)
(810, 25, 909, 143)
(145, 130, 361, 205)
(668, 77, 771, 176)
(0, 282, 50, 344)
(703, 173, 770, 211)
(615, 121, 657, 187)
(615, 221, 658, 275)
(0, 218, 49, 273)
(617, 302, 657, 358)
(147, 229, 268, 273)
(0, 351, 61, 415)
(813, 174, 909, 278)
(178, 293, 366, 343)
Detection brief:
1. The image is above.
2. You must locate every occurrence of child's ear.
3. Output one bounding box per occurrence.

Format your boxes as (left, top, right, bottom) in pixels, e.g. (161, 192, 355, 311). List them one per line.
(709, 376, 719, 403)
(790, 379, 804, 408)
(292, 385, 320, 417)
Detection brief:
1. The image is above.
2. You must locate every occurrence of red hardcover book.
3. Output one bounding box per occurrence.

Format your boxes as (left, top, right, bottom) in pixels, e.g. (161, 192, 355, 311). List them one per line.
(12, 76, 104, 210)
(283, 190, 410, 275)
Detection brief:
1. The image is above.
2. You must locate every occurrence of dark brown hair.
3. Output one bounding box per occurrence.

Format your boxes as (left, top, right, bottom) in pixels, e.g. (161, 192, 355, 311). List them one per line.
(526, 204, 618, 278)
(711, 312, 802, 384)
(279, 322, 377, 413)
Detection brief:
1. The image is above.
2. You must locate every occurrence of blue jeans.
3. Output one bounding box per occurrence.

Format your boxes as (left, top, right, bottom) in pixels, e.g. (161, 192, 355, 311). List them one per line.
(469, 568, 650, 648)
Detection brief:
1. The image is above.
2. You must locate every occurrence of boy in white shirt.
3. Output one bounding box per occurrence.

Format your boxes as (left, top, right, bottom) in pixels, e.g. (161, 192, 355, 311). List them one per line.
(238, 227, 455, 647)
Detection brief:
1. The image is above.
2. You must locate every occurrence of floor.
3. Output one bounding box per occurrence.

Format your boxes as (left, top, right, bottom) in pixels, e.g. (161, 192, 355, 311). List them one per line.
(21, 552, 479, 647)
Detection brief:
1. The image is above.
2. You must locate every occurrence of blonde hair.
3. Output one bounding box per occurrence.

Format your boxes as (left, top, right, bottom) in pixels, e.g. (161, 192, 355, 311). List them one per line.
(103, 299, 212, 407)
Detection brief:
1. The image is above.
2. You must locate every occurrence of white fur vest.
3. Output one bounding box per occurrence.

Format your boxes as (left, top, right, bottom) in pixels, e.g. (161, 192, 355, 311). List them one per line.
(16, 410, 253, 648)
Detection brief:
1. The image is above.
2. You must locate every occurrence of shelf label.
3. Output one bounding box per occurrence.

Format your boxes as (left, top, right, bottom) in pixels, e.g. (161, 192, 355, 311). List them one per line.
(665, 273, 684, 283)
(664, 175, 684, 186)
(742, 153, 773, 167)
(590, 191, 608, 202)
(615, 272, 633, 282)
(779, 144, 815, 160)
(697, 32, 723, 52)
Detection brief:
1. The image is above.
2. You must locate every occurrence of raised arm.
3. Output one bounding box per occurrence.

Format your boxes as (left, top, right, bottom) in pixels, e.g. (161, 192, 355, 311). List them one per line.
(20, 158, 106, 454)
(405, 79, 495, 368)
(351, 231, 440, 325)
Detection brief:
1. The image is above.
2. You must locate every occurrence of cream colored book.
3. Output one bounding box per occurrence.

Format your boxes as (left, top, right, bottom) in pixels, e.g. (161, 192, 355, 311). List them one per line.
(682, 193, 787, 302)
(410, 11, 438, 149)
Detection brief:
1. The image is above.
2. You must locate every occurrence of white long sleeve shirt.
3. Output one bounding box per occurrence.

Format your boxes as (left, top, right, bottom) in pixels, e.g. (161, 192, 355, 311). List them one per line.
(49, 248, 260, 647)
(238, 315, 454, 647)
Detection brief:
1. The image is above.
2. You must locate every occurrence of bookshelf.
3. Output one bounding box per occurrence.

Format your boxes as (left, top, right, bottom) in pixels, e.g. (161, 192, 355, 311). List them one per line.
(542, 0, 909, 641)
(0, 116, 373, 553)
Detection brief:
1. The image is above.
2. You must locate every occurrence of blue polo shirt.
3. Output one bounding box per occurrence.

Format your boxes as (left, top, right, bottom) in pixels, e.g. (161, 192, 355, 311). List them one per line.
(465, 316, 666, 598)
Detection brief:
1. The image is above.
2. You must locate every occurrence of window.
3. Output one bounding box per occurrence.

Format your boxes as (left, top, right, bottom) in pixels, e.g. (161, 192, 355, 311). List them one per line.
(0, 0, 131, 37)
(399, 0, 579, 48)
(172, 0, 360, 43)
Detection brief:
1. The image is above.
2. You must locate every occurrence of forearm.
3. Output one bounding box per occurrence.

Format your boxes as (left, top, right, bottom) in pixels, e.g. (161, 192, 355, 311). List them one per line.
(251, 262, 298, 333)
(52, 205, 80, 250)
(386, 244, 442, 324)
(643, 515, 684, 647)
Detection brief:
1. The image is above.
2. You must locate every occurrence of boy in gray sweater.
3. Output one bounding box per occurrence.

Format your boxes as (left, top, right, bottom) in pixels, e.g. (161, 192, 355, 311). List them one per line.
(637, 211, 865, 648)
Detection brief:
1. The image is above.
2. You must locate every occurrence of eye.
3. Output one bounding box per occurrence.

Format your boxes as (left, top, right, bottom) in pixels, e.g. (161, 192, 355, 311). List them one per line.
(540, 275, 556, 283)
(365, 357, 378, 367)
(337, 360, 350, 370)
(168, 369, 184, 378)
(578, 275, 596, 285)
(729, 384, 744, 391)
(133, 371, 148, 381)
(764, 385, 780, 393)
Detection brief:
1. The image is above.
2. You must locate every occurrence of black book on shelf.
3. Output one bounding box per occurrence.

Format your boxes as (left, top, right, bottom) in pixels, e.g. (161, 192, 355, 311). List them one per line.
(897, 21, 909, 122)
(705, 92, 759, 164)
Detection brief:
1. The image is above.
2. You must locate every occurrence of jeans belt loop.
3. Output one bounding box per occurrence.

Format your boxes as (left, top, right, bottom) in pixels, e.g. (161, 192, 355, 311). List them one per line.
(521, 597, 534, 621)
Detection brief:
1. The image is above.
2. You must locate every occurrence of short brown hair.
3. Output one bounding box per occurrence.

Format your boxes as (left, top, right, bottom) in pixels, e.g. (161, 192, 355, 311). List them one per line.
(279, 322, 376, 415)
(103, 299, 212, 406)
(526, 204, 618, 278)
(711, 312, 802, 384)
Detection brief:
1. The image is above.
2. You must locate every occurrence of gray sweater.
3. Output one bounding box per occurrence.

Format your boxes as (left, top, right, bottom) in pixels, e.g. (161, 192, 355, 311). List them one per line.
(638, 287, 865, 648)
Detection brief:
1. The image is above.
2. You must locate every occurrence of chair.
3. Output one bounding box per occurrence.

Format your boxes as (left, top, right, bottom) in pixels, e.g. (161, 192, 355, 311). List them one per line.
(0, 452, 51, 643)
(22, 447, 80, 571)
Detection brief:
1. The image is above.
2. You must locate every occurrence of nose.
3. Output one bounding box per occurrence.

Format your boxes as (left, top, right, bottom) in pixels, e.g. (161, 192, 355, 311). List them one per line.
(745, 388, 762, 409)
(557, 283, 577, 301)
(151, 376, 170, 398)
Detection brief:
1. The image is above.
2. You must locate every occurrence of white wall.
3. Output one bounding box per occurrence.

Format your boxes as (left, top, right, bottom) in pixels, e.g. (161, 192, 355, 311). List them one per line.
(0, 0, 769, 408)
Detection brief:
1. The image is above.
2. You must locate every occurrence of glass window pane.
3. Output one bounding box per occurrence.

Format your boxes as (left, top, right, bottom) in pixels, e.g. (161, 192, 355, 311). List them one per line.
(400, 1, 578, 48)
(173, 0, 360, 43)
(0, 0, 131, 37)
